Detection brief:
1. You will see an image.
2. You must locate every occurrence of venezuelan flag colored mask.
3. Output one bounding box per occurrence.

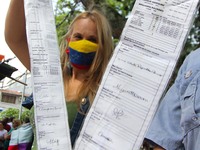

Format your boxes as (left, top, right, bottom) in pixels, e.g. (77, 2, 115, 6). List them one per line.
(68, 39, 98, 69)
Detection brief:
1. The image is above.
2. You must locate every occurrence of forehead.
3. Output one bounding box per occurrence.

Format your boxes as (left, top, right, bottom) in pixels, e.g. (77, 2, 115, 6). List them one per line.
(72, 18, 97, 36)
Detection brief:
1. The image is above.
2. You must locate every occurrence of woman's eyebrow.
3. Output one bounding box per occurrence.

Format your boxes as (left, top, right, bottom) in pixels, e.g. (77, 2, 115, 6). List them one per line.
(73, 33, 82, 36)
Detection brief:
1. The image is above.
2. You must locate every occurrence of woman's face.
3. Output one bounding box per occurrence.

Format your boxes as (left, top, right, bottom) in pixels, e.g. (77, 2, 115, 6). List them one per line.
(70, 18, 98, 44)
(12, 121, 18, 128)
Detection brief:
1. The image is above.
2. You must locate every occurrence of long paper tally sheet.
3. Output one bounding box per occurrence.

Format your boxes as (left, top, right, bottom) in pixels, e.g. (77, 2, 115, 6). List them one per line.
(24, 0, 72, 149)
(74, 0, 199, 149)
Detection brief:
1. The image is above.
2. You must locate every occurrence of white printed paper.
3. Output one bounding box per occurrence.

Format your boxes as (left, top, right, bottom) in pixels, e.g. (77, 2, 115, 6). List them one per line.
(24, 0, 72, 149)
(74, 0, 199, 149)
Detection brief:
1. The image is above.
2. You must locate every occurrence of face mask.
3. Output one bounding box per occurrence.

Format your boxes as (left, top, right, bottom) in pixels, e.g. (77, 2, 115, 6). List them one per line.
(68, 39, 98, 69)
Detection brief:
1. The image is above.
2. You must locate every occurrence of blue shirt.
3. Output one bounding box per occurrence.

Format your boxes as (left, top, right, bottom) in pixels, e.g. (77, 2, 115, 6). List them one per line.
(145, 48, 200, 149)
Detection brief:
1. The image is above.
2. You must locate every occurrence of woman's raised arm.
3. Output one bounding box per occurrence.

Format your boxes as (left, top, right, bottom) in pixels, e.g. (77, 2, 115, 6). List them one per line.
(5, 0, 30, 70)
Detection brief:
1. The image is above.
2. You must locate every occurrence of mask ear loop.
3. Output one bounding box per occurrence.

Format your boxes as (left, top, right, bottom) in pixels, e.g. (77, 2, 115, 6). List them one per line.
(65, 38, 70, 54)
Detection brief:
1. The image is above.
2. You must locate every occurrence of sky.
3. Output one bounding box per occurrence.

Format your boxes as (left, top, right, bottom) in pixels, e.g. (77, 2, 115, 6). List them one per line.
(0, 1, 58, 85)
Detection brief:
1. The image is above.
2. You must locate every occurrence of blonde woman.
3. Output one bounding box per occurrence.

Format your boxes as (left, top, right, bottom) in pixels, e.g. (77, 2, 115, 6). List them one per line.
(5, 0, 114, 148)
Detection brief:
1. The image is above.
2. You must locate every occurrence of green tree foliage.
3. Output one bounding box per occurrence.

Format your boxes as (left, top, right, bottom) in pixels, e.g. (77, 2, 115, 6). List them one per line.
(0, 108, 30, 121)
(54, 0, 83, 43)
(20, 109, 31, 122)
(182, 8, 200, 60)
(0, 108, 19, 120)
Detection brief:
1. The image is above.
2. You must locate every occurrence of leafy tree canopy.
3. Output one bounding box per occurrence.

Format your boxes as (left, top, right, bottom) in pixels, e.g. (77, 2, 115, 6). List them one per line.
(0, 108, 30, 122)
(0, 108, 19, 120)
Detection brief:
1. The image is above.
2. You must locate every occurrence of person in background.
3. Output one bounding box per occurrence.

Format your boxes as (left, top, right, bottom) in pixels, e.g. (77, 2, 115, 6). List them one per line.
(5, 0, 114, 149)
(7, 117, 15, 129)
(8, 117, 33, 150)
(145, 48, 200, 149)
(0, 121, 7, 150)
(2, 118, 11, 133)
(4, 119, 21, 150)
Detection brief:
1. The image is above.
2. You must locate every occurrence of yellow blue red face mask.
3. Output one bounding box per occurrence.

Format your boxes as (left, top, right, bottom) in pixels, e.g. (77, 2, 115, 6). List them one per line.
(67, 39, 98, 69)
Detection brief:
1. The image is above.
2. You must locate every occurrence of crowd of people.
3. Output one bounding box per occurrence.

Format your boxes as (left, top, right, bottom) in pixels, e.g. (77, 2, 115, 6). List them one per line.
(0, 119, 9, 150)
(0, 117, 33, 150)
(0, 117, 19, 150)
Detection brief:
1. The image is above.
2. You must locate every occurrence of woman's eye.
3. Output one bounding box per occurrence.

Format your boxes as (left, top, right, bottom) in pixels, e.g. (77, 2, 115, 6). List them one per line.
(75, 36, 82, 40)
(88, 38, 97, 43)
(73, 34, 82, 40)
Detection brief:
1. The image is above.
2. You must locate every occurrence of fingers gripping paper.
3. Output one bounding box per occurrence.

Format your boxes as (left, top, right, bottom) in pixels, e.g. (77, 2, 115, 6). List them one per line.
(74, 0, 200, 150)
(24, 0, 72, 149)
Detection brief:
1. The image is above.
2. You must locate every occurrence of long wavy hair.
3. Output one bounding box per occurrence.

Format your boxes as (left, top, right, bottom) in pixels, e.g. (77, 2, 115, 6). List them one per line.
(60, 9, 114, 104)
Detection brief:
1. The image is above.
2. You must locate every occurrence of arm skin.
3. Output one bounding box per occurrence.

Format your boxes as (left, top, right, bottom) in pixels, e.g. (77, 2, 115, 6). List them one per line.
(4, 0, 30, 71)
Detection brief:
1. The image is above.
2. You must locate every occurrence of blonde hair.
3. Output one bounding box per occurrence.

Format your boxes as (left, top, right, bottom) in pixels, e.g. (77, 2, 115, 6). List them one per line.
(60, 9, 113, 104)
